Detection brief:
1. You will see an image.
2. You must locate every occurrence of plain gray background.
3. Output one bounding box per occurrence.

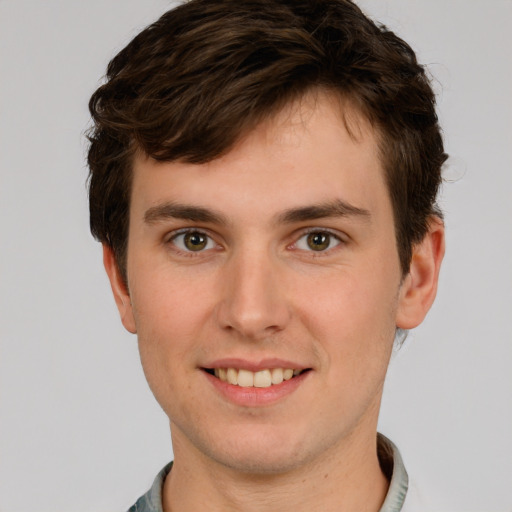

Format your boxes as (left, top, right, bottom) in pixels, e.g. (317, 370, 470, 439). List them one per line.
(1, 1, 511, 510)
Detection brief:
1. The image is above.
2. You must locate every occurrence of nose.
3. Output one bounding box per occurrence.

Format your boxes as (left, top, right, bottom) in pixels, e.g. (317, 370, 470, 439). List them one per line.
(216, 248, 292, 340)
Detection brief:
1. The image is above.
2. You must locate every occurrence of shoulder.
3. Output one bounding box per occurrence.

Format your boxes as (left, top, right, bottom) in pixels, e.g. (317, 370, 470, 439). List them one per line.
(401, 478, 424, 512)
(127, 462, 173, 512)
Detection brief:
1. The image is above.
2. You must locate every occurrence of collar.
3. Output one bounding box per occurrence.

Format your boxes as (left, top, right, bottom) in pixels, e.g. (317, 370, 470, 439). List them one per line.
(377, 433, 409, 512)
(127, 434, 409, 512)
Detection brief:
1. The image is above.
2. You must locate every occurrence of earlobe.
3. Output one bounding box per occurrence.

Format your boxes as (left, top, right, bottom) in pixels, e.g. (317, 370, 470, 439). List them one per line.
(396, 217, 445, 330)
(102, 245, 137, 334)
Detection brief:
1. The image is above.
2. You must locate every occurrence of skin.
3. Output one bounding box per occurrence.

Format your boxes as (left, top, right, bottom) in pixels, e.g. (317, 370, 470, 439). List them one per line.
(105, 91, 444, 511)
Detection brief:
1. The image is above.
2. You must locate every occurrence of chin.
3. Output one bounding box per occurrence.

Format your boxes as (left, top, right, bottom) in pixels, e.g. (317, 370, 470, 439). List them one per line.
(215, 449, 310, 476)
(197, 426, 323, 476)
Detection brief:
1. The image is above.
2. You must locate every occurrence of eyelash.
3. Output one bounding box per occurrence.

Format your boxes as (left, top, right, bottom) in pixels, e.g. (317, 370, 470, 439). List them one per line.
(166, 229, 219, 256)
(165, 228, 346, 256)
(291, 229, 344, 255)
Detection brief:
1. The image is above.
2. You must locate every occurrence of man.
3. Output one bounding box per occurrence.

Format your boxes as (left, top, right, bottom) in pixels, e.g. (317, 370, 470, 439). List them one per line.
(87, 0, 445, 510)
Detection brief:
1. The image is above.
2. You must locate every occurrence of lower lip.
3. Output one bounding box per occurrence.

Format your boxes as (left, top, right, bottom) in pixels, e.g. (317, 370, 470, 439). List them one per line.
(203, 370, 309, 407)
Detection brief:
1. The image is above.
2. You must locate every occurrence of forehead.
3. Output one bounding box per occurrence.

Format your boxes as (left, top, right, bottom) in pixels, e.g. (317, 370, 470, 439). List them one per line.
(130, 91, 389, 223)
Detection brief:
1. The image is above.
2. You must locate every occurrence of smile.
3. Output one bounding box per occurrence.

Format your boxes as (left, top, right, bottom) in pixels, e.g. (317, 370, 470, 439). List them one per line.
(206, 367, 307, 388)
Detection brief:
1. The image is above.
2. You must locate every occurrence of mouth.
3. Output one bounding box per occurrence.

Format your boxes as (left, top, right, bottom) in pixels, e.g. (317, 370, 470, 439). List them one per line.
(203, 367, 310, 388)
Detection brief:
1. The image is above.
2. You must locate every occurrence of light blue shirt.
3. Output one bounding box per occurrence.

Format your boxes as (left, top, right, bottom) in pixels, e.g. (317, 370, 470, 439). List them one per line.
(127, 434, 409, 512)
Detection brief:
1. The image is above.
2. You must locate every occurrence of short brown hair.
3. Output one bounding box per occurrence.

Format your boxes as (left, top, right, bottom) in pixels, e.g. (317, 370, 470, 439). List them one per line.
(87, 0, 446, 280)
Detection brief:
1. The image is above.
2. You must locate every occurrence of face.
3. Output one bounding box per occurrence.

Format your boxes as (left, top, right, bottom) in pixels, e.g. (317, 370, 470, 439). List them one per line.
(106, 91, 442, 475)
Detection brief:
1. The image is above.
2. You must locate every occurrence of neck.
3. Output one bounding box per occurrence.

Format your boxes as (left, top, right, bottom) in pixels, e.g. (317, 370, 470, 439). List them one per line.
(163, 428, 389, 512)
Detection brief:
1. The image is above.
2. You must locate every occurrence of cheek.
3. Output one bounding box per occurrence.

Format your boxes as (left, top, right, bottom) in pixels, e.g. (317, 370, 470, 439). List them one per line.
(293, 268, 399, 368)
(129, 257, 214, 332)
(128, 268, 214, 392)
(297, 266, 398, 327)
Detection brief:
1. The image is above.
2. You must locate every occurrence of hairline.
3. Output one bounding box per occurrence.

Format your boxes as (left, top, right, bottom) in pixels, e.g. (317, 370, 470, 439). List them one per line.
(115, 86, 413, 283)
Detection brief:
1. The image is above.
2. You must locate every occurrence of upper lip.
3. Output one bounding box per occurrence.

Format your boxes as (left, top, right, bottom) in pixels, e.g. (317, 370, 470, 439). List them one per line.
(202, 358, 309, 372)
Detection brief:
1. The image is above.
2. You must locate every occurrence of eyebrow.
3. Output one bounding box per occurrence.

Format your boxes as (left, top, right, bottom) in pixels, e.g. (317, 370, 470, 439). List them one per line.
(144, 202, 228, 225)
(143, 199, 371, 226)
(276, 199, 371, 224)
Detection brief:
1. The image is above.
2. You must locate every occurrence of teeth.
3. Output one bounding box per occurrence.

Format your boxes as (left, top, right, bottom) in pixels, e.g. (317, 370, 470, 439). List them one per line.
(254, 370, 272, 388)
(283, 368, 294, 380)
(271, 368, 284, 385)
(237, 369, 254, 387)
(226, 367, 238, 385)
(212, 367, 303, 388)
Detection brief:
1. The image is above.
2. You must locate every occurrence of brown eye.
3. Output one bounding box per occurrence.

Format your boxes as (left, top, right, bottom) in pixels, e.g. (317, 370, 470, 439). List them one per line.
(306, 232, 331, 251)
(184, 231, 208, 251)
(171, 230, 215, 252)
(295, 231, 341, 253)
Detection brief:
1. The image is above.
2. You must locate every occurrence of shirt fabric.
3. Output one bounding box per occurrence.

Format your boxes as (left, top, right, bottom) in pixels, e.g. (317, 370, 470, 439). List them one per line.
(127, 434, 415, 512)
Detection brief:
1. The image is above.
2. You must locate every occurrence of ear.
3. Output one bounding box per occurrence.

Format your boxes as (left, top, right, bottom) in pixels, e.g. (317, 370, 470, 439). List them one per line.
(103, 244, 137, 334)
(396, 217, 445, 329)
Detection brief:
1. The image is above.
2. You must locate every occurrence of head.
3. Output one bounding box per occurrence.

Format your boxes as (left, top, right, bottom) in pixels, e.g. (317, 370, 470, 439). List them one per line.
(87, 0, 446, 477)
(87, 0, 446, 284)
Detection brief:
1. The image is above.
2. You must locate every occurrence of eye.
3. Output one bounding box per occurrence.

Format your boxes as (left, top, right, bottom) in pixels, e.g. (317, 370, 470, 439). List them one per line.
(171, 230, 216, 252)
(295, 231, 341, 252)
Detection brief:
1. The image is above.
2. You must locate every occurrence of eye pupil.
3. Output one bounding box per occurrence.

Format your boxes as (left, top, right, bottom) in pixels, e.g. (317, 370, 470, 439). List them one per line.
(184, 232, 207, 251)
(307, 232, 330, 251)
